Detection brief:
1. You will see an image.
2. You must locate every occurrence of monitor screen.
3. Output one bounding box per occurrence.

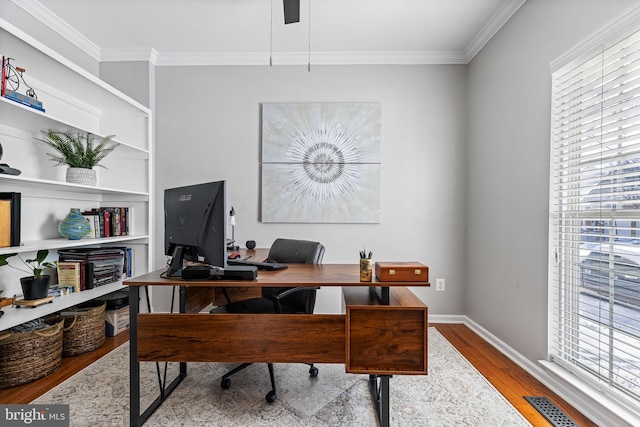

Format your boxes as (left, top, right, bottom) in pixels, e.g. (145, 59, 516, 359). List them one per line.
(164, 180, 227, 277)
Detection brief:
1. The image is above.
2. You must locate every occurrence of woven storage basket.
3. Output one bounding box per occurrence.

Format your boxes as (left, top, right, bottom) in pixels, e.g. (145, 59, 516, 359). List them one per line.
(49, 300, 106, 357)
(0, 319, 64, 389)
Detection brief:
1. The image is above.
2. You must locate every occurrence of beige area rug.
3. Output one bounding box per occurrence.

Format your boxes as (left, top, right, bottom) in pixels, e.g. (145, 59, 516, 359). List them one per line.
(33, 328, 531, 426)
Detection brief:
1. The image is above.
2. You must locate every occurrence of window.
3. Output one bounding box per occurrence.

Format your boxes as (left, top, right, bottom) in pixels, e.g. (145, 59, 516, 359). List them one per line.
(549, 23, 640, 411)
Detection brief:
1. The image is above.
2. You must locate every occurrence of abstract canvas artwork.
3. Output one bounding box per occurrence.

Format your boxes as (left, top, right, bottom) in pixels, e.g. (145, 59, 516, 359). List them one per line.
(261, 102, 381, 223)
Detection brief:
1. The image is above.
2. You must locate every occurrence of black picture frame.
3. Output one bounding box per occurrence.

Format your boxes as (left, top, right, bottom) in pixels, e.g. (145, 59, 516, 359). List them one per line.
(0, 192, 21, 246)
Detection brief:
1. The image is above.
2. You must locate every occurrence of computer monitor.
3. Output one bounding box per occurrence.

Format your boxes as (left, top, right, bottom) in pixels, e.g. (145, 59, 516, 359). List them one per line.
(164, 180, 227, 277)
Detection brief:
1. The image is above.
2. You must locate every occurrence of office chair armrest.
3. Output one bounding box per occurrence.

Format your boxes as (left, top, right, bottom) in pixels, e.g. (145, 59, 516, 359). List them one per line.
(268, 286, 320, 313)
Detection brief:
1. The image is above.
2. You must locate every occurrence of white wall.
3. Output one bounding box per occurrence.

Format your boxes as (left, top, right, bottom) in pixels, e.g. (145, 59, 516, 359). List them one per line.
(467, 0, 639, 364)
(153, 64, 468, 313)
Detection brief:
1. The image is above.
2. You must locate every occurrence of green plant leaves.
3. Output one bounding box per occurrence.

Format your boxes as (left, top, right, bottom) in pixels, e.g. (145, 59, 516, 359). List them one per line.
(37, 130, 118, 169)
(0, 250, 56, 278)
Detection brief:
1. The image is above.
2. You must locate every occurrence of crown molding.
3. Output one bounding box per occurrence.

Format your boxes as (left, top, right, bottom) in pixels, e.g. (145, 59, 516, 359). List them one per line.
(128, 50, 468, 67)
(101, 48, 160, 65)
(11, 0, 101, 60)
(15, 0, 520, 66)
(464, 0, 527, 62)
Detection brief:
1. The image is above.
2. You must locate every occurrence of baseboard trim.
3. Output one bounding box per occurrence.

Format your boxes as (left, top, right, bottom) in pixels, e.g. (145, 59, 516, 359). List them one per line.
(428, 314, 639, 427)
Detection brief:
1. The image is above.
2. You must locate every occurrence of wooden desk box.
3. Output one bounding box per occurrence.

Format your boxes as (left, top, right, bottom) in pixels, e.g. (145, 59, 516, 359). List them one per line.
(375, 262, 429, 282)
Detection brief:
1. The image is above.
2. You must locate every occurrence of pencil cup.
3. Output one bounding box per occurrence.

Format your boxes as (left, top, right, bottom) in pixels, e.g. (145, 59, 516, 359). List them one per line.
(360, 259, 373, 282)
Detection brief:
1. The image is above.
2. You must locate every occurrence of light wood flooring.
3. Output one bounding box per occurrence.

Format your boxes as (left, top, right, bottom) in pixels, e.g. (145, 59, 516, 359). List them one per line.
(0, 324, 596, 426)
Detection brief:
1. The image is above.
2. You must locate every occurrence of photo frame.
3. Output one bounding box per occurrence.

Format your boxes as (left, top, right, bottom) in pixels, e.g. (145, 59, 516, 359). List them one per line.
(0, 192, 21, 247)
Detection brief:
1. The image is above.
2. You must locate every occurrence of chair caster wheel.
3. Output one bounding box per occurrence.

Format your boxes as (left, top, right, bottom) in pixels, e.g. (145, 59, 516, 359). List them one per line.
(221, 378, 231, 389)
(266, 390, 277, 403)
(309, 367, 319, 377)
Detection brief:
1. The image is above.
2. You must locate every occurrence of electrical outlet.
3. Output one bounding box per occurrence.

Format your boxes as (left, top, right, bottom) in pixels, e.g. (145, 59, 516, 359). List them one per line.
(436, 278, 445, 291)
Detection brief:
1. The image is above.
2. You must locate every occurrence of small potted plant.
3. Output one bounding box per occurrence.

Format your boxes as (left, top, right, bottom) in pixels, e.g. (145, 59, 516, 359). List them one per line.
(37, 130, 118, 186)
(0, 250, 57, 300)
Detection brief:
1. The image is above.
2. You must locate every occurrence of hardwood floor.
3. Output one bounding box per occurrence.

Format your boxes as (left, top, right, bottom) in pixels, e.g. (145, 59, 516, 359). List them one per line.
(0, 324, 595, 426)
(435, 324, 597, 427)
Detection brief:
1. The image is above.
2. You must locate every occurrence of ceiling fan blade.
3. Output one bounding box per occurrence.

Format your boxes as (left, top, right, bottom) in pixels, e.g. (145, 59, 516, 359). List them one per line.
(283, 0, 300, 24)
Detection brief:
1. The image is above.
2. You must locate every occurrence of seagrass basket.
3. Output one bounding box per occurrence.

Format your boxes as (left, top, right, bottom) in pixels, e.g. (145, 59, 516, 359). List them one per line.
(48, 300, 106, 356)
(0, 318, 64, 389)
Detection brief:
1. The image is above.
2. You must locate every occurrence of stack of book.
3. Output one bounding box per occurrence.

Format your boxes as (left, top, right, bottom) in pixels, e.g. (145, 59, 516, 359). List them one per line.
(81, 207, 130, 238)
(57, 247, 126, 290)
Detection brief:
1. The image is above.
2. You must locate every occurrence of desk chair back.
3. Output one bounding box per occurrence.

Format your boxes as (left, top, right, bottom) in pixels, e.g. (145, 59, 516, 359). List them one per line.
(264, 238, 325, 313)
(266, 238, 325, 264)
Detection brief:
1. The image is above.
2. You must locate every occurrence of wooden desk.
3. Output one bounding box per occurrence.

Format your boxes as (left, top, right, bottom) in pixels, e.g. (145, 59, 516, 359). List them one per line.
(126, 264, 429, 427)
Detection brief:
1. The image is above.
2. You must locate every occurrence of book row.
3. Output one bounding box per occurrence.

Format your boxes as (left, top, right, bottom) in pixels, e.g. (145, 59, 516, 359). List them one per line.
(82, 207, 131, 239)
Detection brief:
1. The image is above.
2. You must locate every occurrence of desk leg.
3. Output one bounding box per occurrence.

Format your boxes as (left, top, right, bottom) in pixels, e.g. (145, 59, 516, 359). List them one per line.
(130, 286, 140, 427)
(369, 374, 391, 427)
(370, 286, 390, 305)
(129, 286, 187, 427)
(367, 285, 391, 427)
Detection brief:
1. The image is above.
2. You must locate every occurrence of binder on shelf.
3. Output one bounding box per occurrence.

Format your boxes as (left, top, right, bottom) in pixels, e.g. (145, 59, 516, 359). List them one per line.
(0, 192, 20, 246)
(84, 261, 95, 289)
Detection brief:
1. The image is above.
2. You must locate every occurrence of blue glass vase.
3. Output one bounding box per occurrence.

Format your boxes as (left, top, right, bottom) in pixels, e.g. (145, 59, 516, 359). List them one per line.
(58, 208, 91, 240)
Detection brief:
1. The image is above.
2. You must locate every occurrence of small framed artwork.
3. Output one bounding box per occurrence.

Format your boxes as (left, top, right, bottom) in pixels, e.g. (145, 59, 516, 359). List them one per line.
(0, 192, 21, 247)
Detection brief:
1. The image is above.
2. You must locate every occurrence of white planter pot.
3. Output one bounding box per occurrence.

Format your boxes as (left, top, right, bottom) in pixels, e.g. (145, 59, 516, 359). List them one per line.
(66, 167, 97, 186)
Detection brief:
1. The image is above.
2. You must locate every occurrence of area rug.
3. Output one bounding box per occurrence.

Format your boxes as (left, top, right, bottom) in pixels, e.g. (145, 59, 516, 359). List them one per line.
(33, 328, 531, 426)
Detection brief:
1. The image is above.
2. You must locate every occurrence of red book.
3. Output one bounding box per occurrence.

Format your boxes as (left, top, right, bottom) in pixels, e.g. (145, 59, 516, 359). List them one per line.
(1, 56, 6, 97)
(103, 209, 110, 238)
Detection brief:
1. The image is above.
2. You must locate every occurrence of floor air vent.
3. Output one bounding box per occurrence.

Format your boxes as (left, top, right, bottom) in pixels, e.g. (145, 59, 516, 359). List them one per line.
(524, 396, 579, 427)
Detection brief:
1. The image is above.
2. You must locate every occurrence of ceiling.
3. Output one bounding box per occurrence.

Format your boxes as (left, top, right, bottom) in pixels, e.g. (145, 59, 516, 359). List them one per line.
(17, 0, 526, 65)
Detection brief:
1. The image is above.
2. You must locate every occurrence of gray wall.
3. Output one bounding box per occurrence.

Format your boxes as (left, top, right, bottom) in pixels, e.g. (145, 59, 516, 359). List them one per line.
(13, 0, 640, 421)
(466, 0, 640, 362)
(100, 61, 150, 108)
(153, 64, 468, 314)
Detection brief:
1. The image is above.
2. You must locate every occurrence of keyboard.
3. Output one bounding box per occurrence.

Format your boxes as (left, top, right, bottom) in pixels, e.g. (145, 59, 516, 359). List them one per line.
(227, 259, 288, 270)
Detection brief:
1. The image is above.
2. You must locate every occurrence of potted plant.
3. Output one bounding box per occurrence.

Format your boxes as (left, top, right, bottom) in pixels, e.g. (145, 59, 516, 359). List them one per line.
(37, 130, 118, 186)
(0, 250, 57, 300)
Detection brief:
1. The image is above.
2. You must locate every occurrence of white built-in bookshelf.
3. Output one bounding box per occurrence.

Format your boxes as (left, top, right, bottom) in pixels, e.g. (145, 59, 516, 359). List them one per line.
(0, 18, 153, 331)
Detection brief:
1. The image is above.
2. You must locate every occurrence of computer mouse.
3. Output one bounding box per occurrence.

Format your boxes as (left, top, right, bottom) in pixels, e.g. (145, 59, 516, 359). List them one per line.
(228, 252, 241, 259)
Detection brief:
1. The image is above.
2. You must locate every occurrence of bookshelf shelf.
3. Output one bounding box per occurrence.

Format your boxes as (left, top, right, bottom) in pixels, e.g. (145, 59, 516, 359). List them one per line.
(0, 19, 153, 332)
(0, 281, 129, 331)
(0, 97, 150, 157)
(0, 235, 150, 256)
(0, 174, 149, 197)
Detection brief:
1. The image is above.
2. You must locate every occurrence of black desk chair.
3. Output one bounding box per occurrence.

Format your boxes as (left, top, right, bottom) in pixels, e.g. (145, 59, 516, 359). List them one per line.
(212, 238, 325, 403)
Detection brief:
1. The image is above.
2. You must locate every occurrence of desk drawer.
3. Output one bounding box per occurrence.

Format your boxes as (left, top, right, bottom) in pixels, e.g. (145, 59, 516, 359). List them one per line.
(344, 287, 428, 375)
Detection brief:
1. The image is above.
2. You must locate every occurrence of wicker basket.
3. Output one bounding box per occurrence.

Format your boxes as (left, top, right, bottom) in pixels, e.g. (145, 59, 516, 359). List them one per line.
(49, 300, 106, 357)
(0, 319, 64, 389)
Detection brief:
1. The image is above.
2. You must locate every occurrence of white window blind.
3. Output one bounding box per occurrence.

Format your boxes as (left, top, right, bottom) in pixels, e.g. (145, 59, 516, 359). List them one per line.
(550, 24, 640, 409)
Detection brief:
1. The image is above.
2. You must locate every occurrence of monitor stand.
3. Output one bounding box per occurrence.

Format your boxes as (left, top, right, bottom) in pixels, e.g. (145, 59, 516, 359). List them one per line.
(166, 246, 188, 278)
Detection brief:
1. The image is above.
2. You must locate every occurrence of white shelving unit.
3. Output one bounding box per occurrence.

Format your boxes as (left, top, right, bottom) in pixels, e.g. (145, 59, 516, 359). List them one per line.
(0, 18, 153, 331)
